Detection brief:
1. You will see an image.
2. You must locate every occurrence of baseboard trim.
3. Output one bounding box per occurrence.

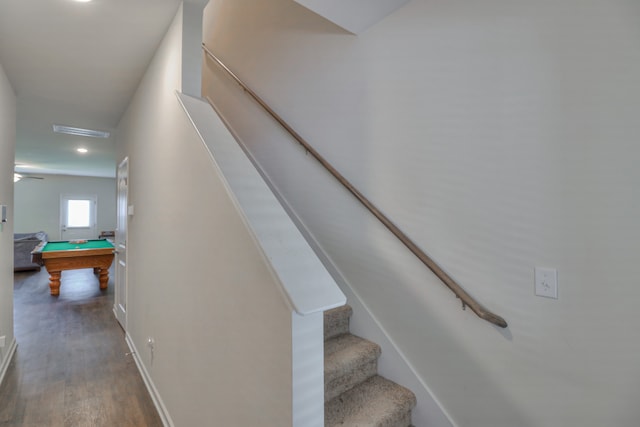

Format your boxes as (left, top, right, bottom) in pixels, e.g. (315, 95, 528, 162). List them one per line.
(336, 283, 458, 427)
(125, 333, 174, 427)
(206, 97, 457, 427)
(0, 337, 17, 387)
(244, 171, 457, 427)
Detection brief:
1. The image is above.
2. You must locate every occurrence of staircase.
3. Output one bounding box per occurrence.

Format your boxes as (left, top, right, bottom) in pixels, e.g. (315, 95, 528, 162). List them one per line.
(324, 305, 417, 426)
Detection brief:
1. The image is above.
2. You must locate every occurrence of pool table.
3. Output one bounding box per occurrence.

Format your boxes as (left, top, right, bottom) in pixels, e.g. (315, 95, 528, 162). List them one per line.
(31, 239, 115, 296)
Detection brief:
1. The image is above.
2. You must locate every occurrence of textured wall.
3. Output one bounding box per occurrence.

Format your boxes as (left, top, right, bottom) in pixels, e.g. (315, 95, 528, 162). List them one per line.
(202, 0, 640, 425)
(117, 5, 293, 426)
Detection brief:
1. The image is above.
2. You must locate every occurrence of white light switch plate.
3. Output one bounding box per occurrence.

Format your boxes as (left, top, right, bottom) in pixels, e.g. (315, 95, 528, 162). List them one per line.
(535, 267, 558, 299)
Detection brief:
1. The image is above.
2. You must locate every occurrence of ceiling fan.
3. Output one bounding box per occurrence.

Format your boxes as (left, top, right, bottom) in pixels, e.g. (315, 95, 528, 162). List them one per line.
(13, 163, 44, 182)
(14, 165, 44, 182)
(14, 173, 44, 182)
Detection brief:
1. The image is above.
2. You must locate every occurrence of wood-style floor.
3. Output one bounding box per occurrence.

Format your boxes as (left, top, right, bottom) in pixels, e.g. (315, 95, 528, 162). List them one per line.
(0, 267, 163, 427)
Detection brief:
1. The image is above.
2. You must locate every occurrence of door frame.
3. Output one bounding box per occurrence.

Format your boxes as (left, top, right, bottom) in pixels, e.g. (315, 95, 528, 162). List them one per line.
(59, 193, 98, 240)
(114, 157, 129, 329)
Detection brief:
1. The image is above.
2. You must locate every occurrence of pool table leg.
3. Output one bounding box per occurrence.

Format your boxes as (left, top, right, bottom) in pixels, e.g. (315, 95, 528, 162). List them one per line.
(49, 271, 61, 296)
(98, 268, 109, 290)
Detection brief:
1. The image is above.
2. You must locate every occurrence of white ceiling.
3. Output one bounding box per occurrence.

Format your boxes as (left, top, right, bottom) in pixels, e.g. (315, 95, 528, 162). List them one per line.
(0, 0, 183, 178)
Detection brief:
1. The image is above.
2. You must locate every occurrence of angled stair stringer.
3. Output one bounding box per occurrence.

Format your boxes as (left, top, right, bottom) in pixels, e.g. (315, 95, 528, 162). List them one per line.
(189, 83, 455, 427)
(324, 305, 416, 426)
(330, 287, 457, 427)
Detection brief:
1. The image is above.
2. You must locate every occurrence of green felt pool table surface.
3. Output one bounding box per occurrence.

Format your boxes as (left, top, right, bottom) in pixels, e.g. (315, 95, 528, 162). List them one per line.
(42, 240, 114, 252)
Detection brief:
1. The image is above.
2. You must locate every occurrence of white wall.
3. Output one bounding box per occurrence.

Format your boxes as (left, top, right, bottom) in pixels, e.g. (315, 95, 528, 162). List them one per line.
(117, 4, 294, 426)
(13, 174, 116, 240)
(202, 0, 640, 426)
(0, 62, 16, 379)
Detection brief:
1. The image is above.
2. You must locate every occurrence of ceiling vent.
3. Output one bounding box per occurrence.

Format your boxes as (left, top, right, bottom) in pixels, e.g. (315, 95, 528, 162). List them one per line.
(53, 124, 110, 139)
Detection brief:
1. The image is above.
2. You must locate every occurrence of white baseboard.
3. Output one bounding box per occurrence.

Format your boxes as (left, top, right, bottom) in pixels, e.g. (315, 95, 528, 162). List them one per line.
(337, 283, 457, 427)
(125, 333, 174, 427)
(256, 181, 457, 427)
(0, 337, 17, 387)
(204, 100, 456, 427)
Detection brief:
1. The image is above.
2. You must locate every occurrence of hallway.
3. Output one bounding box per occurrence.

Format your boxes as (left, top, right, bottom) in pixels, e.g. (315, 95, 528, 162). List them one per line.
(0, 267, 162, 427)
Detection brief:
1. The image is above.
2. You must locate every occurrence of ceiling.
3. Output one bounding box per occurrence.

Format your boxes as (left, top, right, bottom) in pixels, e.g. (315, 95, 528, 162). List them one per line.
(0, 0, 183, 179)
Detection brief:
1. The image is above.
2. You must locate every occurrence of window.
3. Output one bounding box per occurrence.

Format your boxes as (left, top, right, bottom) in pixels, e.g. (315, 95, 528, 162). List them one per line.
(67, 199, 91, 227)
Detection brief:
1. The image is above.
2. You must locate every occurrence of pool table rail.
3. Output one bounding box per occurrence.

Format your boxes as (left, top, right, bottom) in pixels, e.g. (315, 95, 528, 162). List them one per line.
(31, 240, 115, 296)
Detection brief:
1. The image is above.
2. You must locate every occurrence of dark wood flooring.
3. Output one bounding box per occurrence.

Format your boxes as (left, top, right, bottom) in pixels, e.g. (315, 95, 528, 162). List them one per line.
(0, 267, 163, 427)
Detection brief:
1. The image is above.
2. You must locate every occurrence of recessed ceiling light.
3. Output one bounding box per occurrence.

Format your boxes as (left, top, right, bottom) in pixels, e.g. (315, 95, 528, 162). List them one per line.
(74, 0, 93, 3)
(53, 124, 110, 139)
(77, 148, 89, 154)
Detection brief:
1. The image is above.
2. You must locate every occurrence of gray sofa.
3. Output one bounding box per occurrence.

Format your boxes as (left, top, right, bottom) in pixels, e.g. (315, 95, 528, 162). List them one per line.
(14, 232, 48, 272)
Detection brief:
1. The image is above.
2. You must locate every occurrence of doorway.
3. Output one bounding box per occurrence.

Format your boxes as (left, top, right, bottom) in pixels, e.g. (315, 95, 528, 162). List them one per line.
(60, 194, 97, 240)
(114, 158, 128, 329)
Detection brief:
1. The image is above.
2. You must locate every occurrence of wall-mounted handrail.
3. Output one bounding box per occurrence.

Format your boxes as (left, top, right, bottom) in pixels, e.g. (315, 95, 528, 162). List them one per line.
(202, 43, 508, 328)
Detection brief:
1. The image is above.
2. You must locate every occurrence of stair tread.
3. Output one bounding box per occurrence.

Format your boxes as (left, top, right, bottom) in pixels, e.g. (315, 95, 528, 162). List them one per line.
(325, 333, 381, 401)
(325, 375, 417, 427)
(325, 304, 353, 319)
(324, 305, 353, 341)
(324, 334, 380, 381)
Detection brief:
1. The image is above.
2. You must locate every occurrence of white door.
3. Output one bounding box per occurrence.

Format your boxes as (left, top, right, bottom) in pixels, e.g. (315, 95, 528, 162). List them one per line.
(114, 158, 128, 329)
(60, 194, 97, 240)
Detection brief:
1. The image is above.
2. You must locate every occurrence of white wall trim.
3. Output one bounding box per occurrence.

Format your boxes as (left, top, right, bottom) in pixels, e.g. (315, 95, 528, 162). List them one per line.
(291, 311, 324, 427)
(275, 194, 457, 427)
(336, 281, 458, 427)
(204, 95, 456, 427)
(125, 333, 174, 427)
(0, 337, 17, 388)
(176, 92, 346, 316)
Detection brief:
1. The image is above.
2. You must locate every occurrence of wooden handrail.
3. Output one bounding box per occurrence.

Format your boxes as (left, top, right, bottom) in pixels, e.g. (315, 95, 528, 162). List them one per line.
(202, 43, 508, 328)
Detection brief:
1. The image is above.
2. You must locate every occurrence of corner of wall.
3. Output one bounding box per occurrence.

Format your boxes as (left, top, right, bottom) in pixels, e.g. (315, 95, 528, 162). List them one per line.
(0, 61, 16, 387)
(293, 0, 410, 34)
(181, 1, 205, 97)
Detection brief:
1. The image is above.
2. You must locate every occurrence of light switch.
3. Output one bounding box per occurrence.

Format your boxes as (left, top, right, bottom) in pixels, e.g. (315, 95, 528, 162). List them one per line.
(535, 267, 558, 299)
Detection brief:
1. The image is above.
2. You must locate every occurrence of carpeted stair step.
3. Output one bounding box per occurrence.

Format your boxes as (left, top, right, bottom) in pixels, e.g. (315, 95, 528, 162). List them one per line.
(324, 305, 417, 426)
(325, 375, 417, 427)
(325, 333, 381, 401)
(324, 305, 353, 341)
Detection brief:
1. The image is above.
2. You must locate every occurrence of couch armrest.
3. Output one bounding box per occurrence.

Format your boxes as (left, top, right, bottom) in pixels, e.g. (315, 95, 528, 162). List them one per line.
(14, 238, 43, 271)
